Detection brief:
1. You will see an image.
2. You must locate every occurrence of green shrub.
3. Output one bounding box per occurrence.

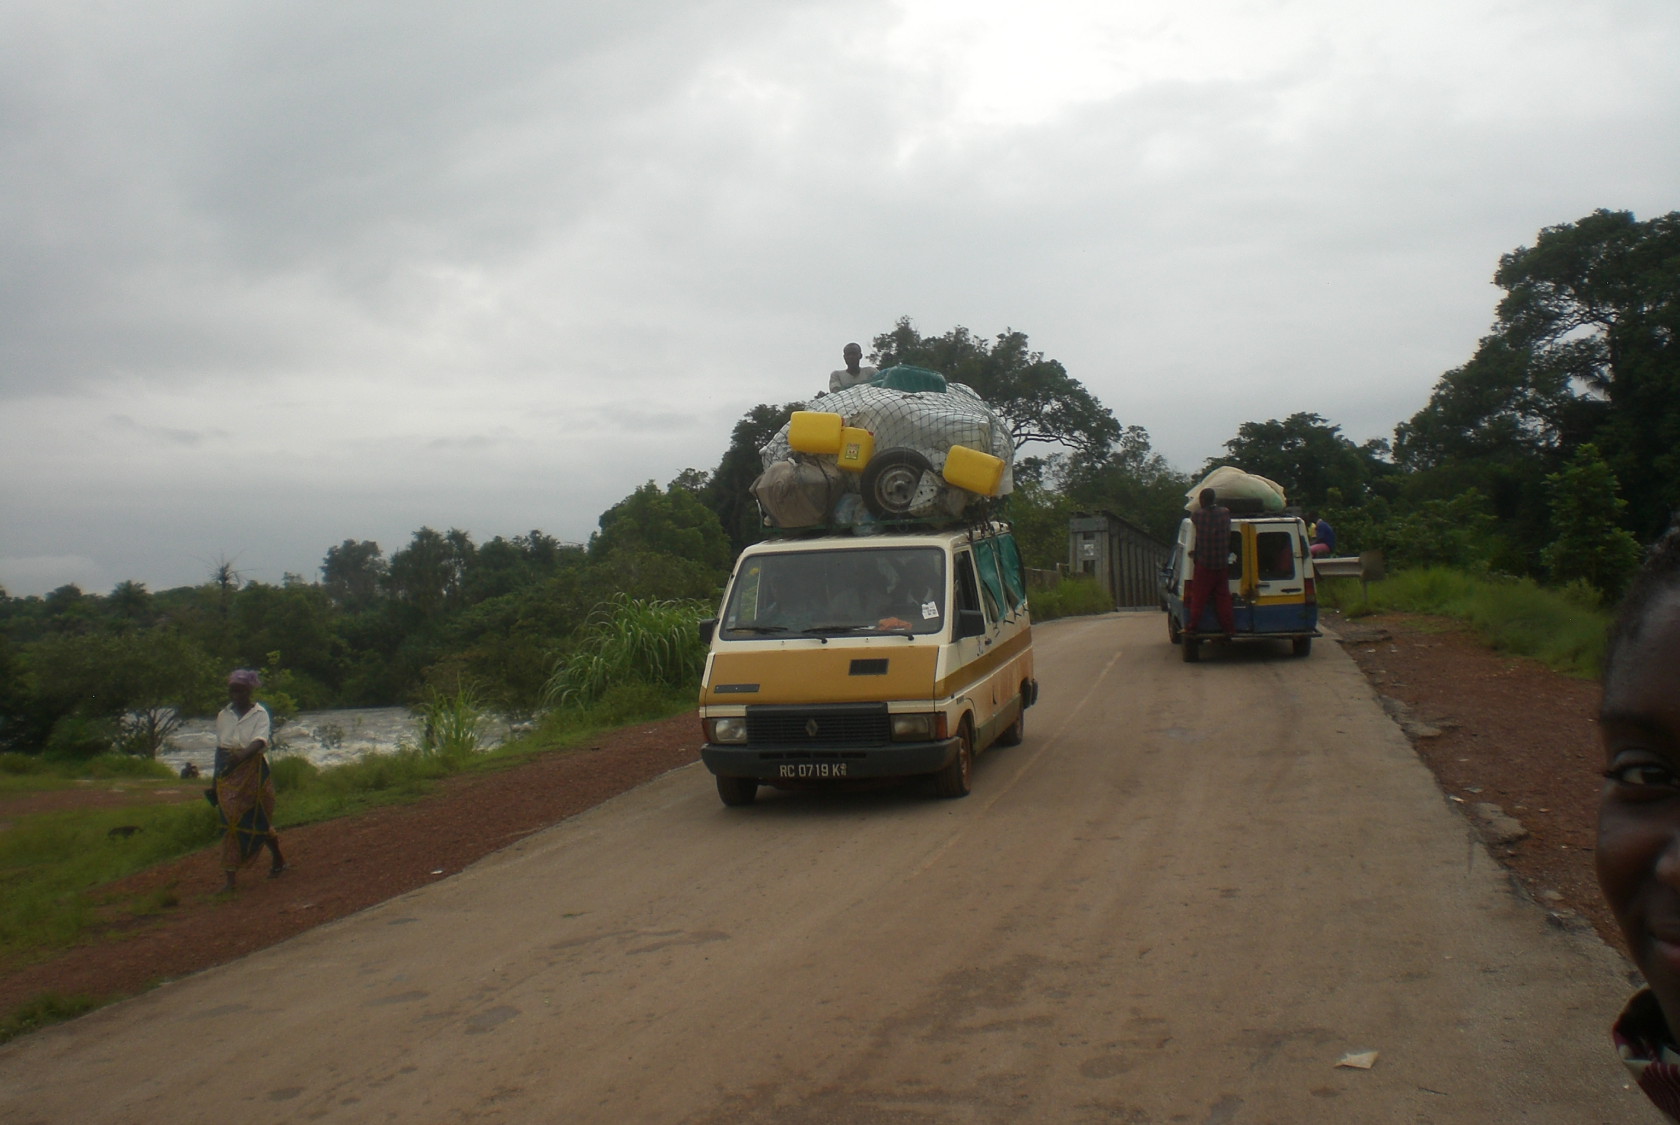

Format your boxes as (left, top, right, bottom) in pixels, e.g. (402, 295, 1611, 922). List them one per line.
(542, 594, 709, 709)
(1028, 579, 1114, 621)
(0, 754, 48, 776)
(44, 715, 115, 759)
(267, 755, 319, 793)
(413, 687, 489, 757)
(538, 683, 694, 740)
(1541, 443, 1643, 597)
(1321, 566, 1612, 677)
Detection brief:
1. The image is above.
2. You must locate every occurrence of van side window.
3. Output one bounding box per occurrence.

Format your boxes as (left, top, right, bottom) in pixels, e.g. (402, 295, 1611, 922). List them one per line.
(1256, 531, 1295, 581)
(955, 552, 985, 623)
(972, 538, 1006, 621)
(996, 534, 1025, 609)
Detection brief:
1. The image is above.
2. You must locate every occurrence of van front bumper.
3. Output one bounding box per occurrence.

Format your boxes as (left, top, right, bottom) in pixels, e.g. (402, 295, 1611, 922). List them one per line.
(702, 738, 962, 782)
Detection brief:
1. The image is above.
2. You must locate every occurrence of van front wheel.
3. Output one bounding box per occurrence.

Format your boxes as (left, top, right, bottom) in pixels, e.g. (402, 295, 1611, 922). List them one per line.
(716, 775, 758, 807)
(932, 724, 973, 799)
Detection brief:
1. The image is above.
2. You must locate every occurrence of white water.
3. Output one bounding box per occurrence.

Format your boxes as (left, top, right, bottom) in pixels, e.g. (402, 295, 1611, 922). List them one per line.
(161, 707, 515, 777)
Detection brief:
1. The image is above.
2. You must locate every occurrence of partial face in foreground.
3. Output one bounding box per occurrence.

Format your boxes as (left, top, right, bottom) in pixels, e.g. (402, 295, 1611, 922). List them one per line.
(1598, 590, 1680, 1024)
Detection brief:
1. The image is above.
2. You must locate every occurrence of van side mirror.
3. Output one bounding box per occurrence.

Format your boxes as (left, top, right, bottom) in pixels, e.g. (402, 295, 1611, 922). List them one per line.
(698, 618, 716, 645)
(955, 609, 987, 639)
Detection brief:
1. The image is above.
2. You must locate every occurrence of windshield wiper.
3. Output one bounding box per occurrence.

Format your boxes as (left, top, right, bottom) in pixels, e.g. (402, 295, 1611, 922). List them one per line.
(727, 624, 789, 635)
(803, 623, 915, 641)
(798, 624, 859, 644)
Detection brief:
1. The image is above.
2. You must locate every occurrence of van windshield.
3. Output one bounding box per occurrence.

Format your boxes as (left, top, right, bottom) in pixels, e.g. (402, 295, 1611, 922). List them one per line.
(721, 548, 948, 638)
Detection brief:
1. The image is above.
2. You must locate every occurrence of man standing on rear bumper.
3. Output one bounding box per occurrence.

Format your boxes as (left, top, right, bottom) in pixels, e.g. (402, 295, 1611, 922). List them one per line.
(1188, 488, 1235, 638)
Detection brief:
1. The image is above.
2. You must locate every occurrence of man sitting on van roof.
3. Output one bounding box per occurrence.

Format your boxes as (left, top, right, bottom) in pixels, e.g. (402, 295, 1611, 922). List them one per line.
(1189, 488, 1236, 639)
(828, 342, 878, 393)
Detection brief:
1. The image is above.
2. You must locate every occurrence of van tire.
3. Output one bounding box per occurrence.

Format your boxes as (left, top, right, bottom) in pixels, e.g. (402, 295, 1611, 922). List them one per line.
(716, 775, 758, 807)
(860, 448, 934, 519)
(996, 702, 1025, 747)
(1182, 636, 1200, 663)
(932, 723, 973, 799)
(1292, 637, 1313, 658)
(1168, 615, 1182, 645)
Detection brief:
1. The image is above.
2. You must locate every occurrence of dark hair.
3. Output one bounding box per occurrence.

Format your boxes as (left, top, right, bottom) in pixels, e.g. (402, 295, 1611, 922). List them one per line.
(1603, 521, 1680, 683)
(1199, 488, 1217, 507)
(1306, 510, 1319, 521)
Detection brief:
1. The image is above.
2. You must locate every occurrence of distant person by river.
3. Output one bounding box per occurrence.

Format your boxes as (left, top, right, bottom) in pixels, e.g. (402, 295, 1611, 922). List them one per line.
(212, 669, 286, 890)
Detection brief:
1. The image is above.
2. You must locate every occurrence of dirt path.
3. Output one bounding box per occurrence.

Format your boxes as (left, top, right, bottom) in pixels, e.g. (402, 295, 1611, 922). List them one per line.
(0, 714, 701, 1017)
(0, 614, 1653, 1123)
(1326, 610, 1614, 948)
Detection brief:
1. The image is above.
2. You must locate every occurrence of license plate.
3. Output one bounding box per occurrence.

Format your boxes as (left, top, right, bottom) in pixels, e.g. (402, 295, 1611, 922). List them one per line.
(778, 762, 848, 779)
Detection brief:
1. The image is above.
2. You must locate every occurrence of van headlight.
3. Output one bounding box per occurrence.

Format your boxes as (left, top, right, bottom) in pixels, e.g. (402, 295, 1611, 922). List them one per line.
(707, 717, 747, 744)
(890, 713, 936, 742)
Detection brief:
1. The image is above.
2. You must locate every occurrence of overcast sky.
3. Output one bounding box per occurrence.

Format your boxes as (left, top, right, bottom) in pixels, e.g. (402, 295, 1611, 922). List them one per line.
(3, 0, 1677, 596)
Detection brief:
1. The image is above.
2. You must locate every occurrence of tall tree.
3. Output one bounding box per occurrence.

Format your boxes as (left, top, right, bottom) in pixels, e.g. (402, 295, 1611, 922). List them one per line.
(321, 540, 387, 609)
(871, 318, 1121, 456)
(1208, 412, 1388, 509)
(1396, 209, 1680, 541)
(591, 482, 732, 575)
(384, 528, 476, 622)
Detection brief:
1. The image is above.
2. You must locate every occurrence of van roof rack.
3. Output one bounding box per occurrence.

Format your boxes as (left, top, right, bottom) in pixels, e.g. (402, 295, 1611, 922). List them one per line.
(761, 503, 1010, 541)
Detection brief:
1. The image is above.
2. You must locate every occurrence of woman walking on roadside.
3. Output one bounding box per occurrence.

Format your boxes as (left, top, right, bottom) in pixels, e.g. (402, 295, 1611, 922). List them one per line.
(214, 669, 286, 890)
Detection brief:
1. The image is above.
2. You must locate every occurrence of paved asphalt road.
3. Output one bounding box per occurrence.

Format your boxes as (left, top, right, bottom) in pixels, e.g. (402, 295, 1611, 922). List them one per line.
(0, 614, 1657, 1124)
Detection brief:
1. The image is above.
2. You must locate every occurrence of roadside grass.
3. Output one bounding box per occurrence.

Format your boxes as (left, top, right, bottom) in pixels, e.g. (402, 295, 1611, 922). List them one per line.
(1320, 567, 1612, 678)
(0, 754, 176, 796)
(0, 800, 222, 965)
(0, 992, 101, 1046)
(1028, 578, 1114, 621)
(0, 682, 695, 972)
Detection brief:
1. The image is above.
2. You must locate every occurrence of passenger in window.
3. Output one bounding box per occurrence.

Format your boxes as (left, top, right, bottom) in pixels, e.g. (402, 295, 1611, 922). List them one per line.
(1596, 524, 1680, 1120)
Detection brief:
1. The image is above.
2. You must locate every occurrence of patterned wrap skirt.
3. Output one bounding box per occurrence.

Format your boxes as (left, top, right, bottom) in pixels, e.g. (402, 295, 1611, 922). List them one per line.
(214, 750, 276, 871)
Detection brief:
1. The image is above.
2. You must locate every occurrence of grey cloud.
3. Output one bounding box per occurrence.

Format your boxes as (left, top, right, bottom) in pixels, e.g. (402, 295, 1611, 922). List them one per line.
(108, 414, 226, 447)
(1, 0, 1677, 594)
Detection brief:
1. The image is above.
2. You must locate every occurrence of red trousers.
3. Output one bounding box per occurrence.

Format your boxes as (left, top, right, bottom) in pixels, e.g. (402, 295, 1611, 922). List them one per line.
(1187, 565, 1234, 635)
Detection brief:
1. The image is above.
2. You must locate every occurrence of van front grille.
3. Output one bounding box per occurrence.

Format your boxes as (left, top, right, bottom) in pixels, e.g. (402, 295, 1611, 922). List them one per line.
(745, 703, 890, 746)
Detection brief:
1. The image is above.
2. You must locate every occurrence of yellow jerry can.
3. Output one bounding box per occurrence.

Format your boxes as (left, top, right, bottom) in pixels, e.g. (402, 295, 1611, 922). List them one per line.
(942, 444, 1005, 496)
(787, 411, 844, 455)
(836, 427, 874, 471)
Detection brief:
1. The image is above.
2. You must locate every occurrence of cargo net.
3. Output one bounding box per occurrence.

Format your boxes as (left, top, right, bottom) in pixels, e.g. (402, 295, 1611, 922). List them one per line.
(759, 382, 1014, 490)
(754, 382, 1014, 529)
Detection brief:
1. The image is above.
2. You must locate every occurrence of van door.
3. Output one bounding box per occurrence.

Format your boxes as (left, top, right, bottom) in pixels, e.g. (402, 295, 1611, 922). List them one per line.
(950, 549, 997, 732)
(1251, 522, 1311, 632)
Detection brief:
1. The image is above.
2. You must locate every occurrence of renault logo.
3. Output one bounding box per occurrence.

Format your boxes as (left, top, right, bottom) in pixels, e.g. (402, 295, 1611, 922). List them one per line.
(805, 718, 820, 738)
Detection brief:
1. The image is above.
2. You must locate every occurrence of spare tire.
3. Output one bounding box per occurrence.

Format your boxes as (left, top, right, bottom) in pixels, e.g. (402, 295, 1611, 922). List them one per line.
(860, 447, 934, 519)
